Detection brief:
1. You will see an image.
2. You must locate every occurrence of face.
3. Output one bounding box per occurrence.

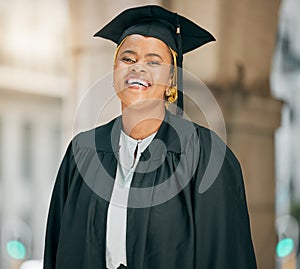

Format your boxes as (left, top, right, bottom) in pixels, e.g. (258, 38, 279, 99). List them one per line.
(113, 34, 173, 111)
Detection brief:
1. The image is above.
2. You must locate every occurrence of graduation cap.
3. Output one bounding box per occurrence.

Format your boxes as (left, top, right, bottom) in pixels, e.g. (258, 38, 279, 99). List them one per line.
(94, 5, 215, 116)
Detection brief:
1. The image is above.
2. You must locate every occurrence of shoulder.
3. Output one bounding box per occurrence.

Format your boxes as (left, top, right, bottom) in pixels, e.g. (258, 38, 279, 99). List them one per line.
(166, 111, 226, 151)
(169, 112, 241, 173)
(165, 112, 243, 195)
(166, 111, 214, 139)
(72, 116, 120, 152)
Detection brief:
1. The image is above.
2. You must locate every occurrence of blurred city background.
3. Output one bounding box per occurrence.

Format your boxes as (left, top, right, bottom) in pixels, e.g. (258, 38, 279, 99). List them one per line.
(0, 0, 299, 268)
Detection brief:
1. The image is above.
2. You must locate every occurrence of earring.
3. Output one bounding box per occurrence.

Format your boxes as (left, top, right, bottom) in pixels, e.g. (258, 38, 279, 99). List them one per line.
(165, 87, 178, 103)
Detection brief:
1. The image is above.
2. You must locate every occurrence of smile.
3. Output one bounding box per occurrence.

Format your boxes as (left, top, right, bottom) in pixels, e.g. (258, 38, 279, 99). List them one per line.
(126, 78, 152, 89)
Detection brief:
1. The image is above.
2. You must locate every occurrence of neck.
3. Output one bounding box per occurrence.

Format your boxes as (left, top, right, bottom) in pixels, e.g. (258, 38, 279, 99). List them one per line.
(121, 104, 165, 140)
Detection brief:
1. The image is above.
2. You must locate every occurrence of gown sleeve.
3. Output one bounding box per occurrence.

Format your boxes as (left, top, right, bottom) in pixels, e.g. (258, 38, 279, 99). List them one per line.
(43, 139, 77, 269)
(193, 129, 257, 268)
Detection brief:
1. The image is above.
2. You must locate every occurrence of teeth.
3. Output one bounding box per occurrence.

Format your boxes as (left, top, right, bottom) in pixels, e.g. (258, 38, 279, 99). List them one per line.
(127, 78, 150, 87)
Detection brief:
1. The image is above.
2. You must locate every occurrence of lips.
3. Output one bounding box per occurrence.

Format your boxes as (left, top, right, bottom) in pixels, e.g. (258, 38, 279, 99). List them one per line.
(126, 77, 152, 89)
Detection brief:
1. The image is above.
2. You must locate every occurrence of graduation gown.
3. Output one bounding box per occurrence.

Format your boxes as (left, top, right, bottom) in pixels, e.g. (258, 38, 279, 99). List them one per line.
(43, 110, 257, 269)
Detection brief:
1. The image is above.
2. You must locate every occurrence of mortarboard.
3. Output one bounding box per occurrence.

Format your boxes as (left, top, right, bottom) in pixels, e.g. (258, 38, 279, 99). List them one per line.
(94, 5, 215, 116)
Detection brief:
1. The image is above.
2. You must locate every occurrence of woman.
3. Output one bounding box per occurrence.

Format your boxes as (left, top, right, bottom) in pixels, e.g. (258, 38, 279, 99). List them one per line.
(43, 5, 257, 269)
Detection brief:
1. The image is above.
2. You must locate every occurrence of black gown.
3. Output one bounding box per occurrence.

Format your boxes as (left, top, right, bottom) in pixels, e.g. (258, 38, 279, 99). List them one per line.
(43, 110, 257, 269)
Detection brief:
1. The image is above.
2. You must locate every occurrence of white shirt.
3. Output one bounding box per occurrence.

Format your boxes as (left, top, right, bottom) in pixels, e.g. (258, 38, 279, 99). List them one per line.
(106, 130, 156, 269)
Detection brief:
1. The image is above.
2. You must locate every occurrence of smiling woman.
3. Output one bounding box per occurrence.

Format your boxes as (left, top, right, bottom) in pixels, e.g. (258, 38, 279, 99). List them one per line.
(43, 5, 257, 269)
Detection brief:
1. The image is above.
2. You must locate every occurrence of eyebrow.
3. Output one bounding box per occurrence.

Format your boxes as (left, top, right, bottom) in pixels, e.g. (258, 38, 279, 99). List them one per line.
(120, 50, 137, 56)
(120, 50, 163, 61)
(146, 53, 163, 61)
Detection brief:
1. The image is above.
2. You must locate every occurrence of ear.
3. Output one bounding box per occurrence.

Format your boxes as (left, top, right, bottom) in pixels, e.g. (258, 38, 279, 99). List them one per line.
(165, 87, 171, 96)
(167, 77, 172, 88)
(168, 69, 174, 85)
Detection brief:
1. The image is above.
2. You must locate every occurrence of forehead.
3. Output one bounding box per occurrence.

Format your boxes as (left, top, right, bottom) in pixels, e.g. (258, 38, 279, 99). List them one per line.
(119, 34, 171, 55)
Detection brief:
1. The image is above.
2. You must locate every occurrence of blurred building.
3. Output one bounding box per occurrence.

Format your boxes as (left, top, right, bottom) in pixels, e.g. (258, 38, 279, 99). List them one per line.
(0, 0, 69, 268)
(271, 0, 300, 211)
(271, 0, 300, 267)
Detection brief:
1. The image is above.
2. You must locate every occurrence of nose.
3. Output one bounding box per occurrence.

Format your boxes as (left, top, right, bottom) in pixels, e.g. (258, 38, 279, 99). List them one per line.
(129, 63, 146, 73)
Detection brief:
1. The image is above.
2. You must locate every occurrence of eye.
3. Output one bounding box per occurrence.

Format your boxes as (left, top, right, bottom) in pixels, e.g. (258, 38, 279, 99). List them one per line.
(121, 57, 136, 64)
(146, 61, 161, 66)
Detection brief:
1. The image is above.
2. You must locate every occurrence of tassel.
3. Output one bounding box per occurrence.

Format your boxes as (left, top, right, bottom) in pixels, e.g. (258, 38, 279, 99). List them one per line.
(176, 15, 184, 117)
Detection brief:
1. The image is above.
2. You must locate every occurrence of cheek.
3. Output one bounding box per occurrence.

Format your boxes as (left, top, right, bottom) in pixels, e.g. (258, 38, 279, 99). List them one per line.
(152, 68, 171, 88)
(113, 67, 131, 103)
(113, 66, 125, 91)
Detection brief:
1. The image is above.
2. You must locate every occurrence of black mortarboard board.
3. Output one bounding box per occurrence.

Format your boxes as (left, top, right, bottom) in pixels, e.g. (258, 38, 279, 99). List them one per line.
(94, 5, 215, 116)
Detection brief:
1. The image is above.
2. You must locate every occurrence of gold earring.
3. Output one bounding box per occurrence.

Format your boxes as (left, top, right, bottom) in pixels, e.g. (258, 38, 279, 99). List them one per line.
(165, 87, 178, 103)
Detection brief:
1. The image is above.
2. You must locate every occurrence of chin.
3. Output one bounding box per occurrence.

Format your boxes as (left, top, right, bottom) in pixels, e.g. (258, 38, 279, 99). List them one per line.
(122, 99, 165, 113)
